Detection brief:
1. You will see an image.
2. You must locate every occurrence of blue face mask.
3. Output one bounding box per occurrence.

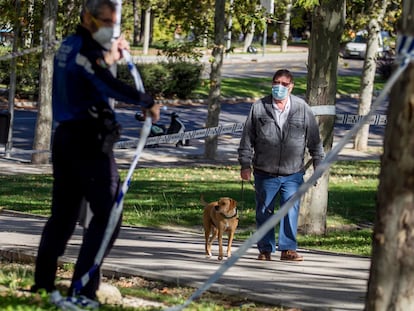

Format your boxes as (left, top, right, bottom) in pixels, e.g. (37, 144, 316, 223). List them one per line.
(272, 85, 289, 100)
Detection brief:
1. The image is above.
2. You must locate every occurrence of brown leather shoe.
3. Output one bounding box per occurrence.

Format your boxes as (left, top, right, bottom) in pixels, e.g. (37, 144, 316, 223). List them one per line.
(280, 250, 303, 261)
(257, 252, 271, 261)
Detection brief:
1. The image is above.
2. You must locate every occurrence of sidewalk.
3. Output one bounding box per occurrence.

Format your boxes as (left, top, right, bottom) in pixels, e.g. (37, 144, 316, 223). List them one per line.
(0, 136, 382, 174)
(0, 210, 370, 311)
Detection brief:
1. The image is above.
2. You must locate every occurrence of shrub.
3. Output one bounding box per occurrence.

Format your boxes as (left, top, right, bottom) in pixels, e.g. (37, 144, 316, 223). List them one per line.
(157, 40, 203, 62)
(118, 61, 202, 99)
(165, 61, 203, 99)
(0, 53, 40, 100)
(140, 63, 171, 97)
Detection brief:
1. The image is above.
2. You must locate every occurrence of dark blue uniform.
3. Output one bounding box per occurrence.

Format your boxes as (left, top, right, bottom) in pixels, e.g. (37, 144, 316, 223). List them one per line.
(32, 25, 153, 299)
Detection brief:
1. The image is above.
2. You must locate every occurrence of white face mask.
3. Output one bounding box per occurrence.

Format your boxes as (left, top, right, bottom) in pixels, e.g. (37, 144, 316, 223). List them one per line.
(92, 26, 114, 50)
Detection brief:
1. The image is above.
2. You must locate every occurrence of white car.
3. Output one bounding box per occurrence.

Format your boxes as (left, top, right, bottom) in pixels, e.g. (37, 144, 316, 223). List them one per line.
(343, 30, 390, 59)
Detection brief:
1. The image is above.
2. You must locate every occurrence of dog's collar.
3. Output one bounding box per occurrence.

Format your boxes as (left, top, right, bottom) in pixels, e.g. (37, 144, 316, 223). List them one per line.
(221, 208, 238, 219)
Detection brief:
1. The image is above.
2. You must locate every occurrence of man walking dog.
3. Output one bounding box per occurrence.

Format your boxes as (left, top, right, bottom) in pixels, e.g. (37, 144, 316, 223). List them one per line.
(31, 0, 159, 304)
(238, 69, 324, 262)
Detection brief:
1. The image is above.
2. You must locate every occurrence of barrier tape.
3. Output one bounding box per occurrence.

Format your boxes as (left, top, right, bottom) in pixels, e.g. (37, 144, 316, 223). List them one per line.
(0, 111, 387, 155)
(0, 41, 60, 61)
(115, 122, 245, 149)
(335, 113, 387, 126)
(114, 111, 387, 149)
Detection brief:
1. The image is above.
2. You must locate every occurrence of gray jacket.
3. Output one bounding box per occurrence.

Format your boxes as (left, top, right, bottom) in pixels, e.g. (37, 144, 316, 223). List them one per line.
(238, 94, 325, 176)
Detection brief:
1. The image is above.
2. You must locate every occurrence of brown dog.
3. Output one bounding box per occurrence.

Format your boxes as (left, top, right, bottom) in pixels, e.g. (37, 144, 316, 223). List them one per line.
(202, 196, 239, 260)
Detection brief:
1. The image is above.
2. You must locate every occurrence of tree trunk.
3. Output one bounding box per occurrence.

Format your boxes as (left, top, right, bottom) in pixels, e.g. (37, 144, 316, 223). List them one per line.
(143, 7, 151, 55)
(5, 0, 22, 157)
(204, 0, 225, 160)
(243, 21, 255, 53)
(354, 0, 388, 151)
(298, 0, 345, 234)
(280, 0, 292, 52)
(26, 0, 35, 47)
(132, 0, 141, 46)
(365, 1, 414, 309)
(31, 0, 57, 164)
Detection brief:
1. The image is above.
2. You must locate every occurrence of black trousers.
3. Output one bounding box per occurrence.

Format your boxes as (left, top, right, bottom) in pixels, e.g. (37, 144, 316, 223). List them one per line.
(33, 120, 121, 299)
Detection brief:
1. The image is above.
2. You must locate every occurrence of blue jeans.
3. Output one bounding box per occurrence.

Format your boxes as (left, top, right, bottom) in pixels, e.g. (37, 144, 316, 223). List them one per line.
(253, 171, 304, 253)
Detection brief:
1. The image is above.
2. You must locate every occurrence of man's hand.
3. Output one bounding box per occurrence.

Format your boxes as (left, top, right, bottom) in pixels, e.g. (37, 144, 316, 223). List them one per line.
(240, 168, 251, 181)
(144, 103, 160, 123)
(104, 35, 130, 65)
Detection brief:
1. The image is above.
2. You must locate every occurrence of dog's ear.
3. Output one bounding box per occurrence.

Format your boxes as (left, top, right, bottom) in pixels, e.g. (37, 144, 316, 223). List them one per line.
(230, 199, 237, 209)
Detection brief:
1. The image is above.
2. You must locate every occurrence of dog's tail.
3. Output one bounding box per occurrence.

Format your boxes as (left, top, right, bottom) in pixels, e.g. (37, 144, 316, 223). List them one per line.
(200, 194, 208, 207)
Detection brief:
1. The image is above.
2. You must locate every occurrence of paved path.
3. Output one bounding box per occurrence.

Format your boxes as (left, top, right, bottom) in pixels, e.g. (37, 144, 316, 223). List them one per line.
(0, 210, 370, 311)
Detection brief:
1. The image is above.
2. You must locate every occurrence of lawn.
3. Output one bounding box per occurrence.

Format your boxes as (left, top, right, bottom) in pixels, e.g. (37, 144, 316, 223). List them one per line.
(0, 161, 379, 257)
(192, 76, 386, 99)
(0, 259, 286, 311)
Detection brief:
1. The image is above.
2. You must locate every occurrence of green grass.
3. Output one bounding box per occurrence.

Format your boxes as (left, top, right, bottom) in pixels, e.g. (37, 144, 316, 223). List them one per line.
(0, 161, 379, 257)
(0, 260, 285, 311)
(192, 76, 386, 99)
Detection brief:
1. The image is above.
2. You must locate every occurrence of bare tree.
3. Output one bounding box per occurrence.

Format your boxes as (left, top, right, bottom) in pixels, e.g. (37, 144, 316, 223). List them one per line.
(354, 0, 389, 151)
(5, 0, 22, 157)
(298, 0, 346, 234)
(142, 6, 151, 55)
(31, 0, 58, 164)
(204, 0, 226, 159)
(242, 21, 255, 52)
(132, 0, 141, 46)
(26, 0, 36, 47)
(279, 0, 292, 52)
(365, 1, 414, 309)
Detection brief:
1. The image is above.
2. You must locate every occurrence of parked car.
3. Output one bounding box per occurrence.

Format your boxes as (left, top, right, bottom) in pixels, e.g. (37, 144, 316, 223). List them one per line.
(342, 30, 391, 59)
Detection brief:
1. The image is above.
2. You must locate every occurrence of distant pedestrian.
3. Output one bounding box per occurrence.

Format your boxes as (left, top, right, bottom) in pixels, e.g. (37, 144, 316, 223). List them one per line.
(174, 24, 183, 42)
(31, 0, 159, 305)
(238, 69, 324, 262)
(272, 31, 277, 44)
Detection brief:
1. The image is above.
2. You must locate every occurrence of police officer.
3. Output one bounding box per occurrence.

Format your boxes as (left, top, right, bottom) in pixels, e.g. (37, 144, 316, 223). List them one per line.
(31, 0, 160, 302)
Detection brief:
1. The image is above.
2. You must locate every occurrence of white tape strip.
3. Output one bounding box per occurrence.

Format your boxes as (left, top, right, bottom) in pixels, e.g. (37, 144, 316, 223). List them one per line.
(336, 114, 387, 125)
(0, 41, 60, 61)
(114, 113, 387, 148)
(311, 105, 336, 116)
(1, 113, 387, 154)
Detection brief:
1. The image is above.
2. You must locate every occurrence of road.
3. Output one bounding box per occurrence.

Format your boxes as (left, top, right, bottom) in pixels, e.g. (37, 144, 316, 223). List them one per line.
(215, 52, 365, 78)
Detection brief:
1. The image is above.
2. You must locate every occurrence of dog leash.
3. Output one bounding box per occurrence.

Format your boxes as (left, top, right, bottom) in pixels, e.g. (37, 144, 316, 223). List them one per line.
(240, 180, 245, 219)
